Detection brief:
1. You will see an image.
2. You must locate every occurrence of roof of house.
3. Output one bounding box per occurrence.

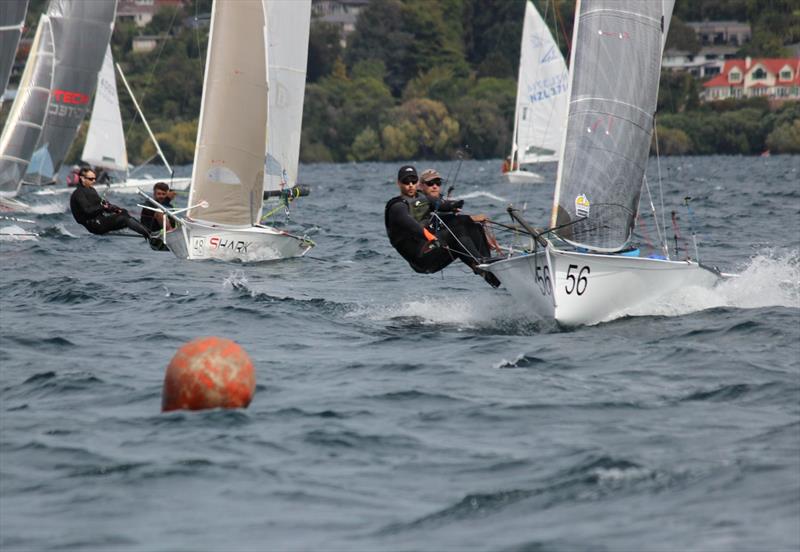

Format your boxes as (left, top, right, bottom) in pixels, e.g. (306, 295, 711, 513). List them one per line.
(703, 58, 800, 88)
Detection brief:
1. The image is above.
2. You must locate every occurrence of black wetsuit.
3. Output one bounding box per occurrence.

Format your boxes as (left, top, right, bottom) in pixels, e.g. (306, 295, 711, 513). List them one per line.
(385, 195, 494, 278)
(70, 184, 150, 238)
(140, 197, 174, 232)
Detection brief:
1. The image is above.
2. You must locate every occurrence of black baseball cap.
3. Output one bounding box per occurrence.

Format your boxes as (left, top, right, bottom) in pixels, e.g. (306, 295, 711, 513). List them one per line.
(397, 165, 417, 182)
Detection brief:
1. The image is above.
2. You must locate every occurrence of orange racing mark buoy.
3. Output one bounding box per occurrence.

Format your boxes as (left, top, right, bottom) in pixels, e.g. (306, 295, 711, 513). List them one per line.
(162, 336, 255, 412)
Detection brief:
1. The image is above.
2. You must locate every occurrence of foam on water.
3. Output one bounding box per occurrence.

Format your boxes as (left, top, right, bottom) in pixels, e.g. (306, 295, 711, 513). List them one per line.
(29, 201, 67, 214)
(458, 190, 508, 204)
(622, 249, 800, 319)
(0, 224, 38, 241)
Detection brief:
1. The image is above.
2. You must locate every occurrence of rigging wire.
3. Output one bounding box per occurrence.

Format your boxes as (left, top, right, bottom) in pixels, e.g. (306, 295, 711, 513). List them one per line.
(653, 117, 669, 259)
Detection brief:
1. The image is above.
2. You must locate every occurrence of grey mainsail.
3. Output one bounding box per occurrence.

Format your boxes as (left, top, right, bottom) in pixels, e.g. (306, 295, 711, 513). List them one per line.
(0, 0, 28, 105)
(25, 0, 116, 185)
(550, 0, 674, 252)
(0, 15, 53, 196)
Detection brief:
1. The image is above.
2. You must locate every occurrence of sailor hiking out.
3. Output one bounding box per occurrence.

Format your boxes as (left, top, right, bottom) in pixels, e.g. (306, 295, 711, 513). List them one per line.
(384, 165, 501, 287)
(69, 167, 151, 240)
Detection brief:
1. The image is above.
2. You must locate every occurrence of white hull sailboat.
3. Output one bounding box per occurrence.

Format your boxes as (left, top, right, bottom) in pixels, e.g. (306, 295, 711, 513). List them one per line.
(484, 0, 726, 326)
(487, 248, 719, 326)
(503, 0, 567, 184)
(162, 0, 313, 262)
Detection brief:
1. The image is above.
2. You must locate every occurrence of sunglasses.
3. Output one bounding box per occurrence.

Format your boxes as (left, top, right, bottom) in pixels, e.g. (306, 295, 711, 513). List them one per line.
(423, 179, 442, 187)
(401, 177, 418, 184)
(83, 176, 96, 181)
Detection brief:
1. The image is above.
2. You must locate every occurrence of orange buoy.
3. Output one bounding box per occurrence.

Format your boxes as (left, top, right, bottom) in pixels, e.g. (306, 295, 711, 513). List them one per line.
(162, 336, 255, 412)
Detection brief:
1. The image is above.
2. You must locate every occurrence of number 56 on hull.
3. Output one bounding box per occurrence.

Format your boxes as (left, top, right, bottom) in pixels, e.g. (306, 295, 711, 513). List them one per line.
(483, 248, 720, 327)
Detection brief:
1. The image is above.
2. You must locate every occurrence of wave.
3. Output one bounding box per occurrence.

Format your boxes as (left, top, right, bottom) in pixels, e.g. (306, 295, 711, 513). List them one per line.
(0, 224, 38, 241)
(620, 249, 800, 320)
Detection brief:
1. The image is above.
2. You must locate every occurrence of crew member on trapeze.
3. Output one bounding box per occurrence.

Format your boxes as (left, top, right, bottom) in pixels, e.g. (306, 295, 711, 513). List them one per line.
(384, 165, 501, 288)
(69, 167, 151, 240)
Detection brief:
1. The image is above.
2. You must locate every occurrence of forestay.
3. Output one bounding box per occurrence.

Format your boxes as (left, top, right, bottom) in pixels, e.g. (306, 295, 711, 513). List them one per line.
(550, 0, 674, 252)
(0, 0, 28, 104)
(0, 15, 53, 196)
(263, 0, 311, 192)
(81, 46, 127, 172)
(187, 0, 268, 226)
(25, 0, 116, 185)
(512, 0, 568, 165)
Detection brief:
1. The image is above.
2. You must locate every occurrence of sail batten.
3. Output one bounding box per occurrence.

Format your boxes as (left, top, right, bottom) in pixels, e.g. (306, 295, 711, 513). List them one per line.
(0, 0, 28, 105)
(0, 15, 53, 197)
(550, 0, 673, 252)
(24, 0, 117, 186)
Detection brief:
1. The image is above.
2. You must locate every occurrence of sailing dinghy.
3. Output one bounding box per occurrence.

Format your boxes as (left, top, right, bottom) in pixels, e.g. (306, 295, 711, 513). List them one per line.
(483, 0, 726, 326)
(162, 0, 313, 262)
(504, 0, 568, 184)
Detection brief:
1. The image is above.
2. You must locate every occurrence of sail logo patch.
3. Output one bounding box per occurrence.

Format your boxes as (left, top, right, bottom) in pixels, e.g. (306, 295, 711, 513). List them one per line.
(208, 236, 251, 253)
(526, 72, 568, 103)
(53, 89, 89, 105)
(540, 46, 560, 64)
(575, 194, 590, 217)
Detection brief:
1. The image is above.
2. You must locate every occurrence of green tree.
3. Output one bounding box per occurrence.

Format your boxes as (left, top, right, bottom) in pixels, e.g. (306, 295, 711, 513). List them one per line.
(652, 126, 693, 155)
(307, 22, 342, 82)
(350, 128, 382, 161)
(665, 18, 701, 54)
(766, 120, 800, 153)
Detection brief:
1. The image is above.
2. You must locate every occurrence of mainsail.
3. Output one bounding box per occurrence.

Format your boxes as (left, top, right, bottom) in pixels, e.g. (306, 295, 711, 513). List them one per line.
(511, 0, 568, 166)
(187, 0, 269, 226)
(81, 45, 127, 172)
(0, 0, 28, 106)
(550, 0, 674, 252)
(263, 0, 311, 192)
(25, 0, 116, 185)
(0, 15, 53, 196)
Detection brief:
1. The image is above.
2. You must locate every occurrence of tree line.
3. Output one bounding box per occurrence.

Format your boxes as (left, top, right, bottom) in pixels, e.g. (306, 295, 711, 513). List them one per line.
(3, 0, 798, 167)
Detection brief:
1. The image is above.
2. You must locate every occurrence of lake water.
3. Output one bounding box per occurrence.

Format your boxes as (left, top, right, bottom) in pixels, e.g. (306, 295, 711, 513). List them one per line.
(1, 156, 799, 551)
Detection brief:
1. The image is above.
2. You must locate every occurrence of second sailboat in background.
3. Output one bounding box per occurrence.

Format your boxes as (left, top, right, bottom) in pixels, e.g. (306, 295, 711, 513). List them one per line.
(161, 0, 314, 262)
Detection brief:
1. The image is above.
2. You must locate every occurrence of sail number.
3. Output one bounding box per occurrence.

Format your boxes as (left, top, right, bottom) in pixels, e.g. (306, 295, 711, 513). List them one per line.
(565, 264, 590, 295)
(535, 264, 551, 296)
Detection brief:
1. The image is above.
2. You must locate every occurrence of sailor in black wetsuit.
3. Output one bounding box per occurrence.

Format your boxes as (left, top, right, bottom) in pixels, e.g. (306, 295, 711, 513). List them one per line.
(140, 181, 176, 233)
(69, 167, 150, 239)
(385, 165, 500, 287)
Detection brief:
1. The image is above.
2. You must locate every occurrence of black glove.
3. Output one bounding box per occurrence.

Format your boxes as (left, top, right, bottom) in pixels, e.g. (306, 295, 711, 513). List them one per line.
(452, 199, 464, 210)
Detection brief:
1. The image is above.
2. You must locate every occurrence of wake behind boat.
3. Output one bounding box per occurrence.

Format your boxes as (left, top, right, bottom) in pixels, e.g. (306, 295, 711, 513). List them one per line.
(483, 0, 730, 327)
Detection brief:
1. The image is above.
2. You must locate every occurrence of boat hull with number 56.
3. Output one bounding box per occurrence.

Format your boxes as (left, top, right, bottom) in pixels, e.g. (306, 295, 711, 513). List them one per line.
(486, 249, 719, 326)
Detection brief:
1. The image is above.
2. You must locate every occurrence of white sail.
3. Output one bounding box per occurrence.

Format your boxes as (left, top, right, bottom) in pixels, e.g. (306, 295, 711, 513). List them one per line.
(81, 45, 127, 172)
(0, 15, 53, 197)
(187, 0, 269, 226)
(263, 0, 311, 192)
(511, 1, 568, 166)
(0, 0, 28, 106)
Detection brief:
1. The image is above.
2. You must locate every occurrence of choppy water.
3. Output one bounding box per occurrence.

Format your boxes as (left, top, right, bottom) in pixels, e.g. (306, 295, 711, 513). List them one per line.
(1, 156, 799, 551)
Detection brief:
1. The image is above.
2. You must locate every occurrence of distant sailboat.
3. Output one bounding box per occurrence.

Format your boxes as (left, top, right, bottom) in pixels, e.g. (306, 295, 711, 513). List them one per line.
(504, 0, 568, 184)
(0, 11, 53, 209)
(0, 0, 28, 108)
(24, 0, 116, 186)
(77, 46, 189, 193)
(162, 0, 313, 262)
(483, 0, 728, 326)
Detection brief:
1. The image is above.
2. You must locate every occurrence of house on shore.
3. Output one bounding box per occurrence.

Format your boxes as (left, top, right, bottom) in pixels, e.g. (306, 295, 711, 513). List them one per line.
(702, 58, 800, 103)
